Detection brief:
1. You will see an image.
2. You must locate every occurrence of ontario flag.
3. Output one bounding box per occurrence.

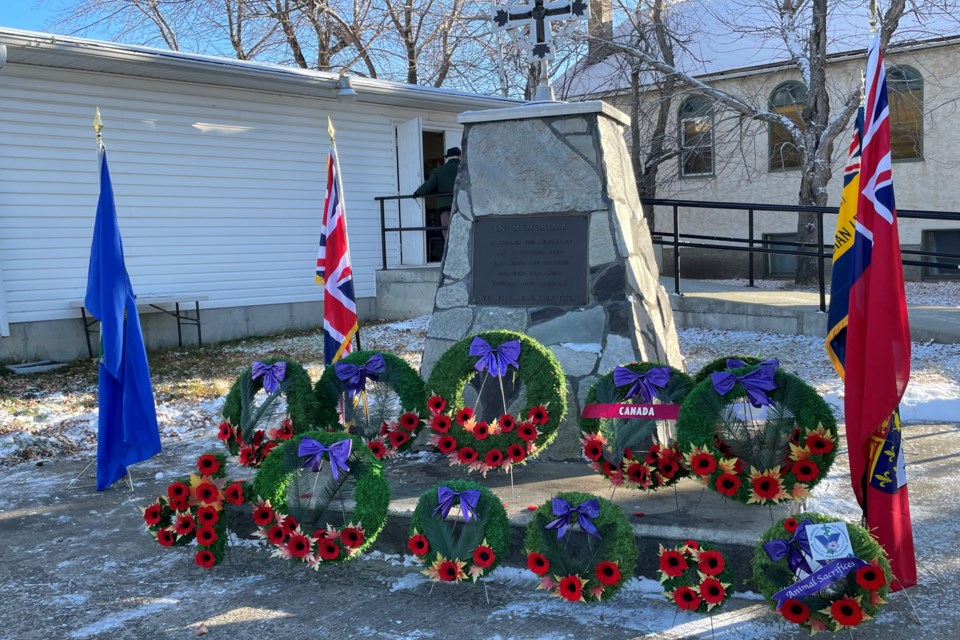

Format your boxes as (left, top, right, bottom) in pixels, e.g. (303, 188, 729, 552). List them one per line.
(844, 35, 916, 589)
(316, 143, 358, 365)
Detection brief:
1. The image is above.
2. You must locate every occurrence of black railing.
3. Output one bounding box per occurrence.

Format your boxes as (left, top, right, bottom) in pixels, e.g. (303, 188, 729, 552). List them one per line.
(646, 198, 960, 312)
(374, 193, 452, 270)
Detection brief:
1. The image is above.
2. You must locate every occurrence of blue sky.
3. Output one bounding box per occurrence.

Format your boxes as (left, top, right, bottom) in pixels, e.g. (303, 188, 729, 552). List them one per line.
(0, 1, 110, 39)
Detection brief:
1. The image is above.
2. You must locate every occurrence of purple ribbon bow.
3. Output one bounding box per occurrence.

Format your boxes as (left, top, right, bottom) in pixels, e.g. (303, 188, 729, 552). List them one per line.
(545, 497, 602, 540)
(726, 358, 780, 370)
(252, 360, 286, 393)
(763, 519, 815, 576)
(433, 486, 481, 523)
(612, 366, 670, 402)
(710, 366, 778, 408)
(298, 437, 352, 481)
(469, 337, 521, 378)
(334, 353, 387, 398)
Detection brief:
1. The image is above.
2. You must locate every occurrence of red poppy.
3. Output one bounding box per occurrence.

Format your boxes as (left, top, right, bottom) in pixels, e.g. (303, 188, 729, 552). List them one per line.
(167, 481, 189, 502)
(267, 525, 287, 546)
(699, 577, 726, 605)
(252, 504, 275, 527)
(389, 430, 410, 448)
(645, 443, 661, 465)
(855, 565, 887, 591)
(527, 552, 549, 576)
(626, 463, 650, 485)
(196, 526, 218, 546)
(317, 538, 341, 560)
(225, 482, 245, 505)
(659, 549, 688, 578)
(143, 504, 163, 526)
(507, 443, 526, 463)
(193, 481, 220, 504)
(558, 575, 583, 602)
(658, 458, 680, 479)
(791, 459, 820, 482)
(399, 412, 420, 431)
(252, 429, 265, 447)
(427, 395, 447, 414)
(167, 497, 189, 512)
(484, 449, 504, 467)
(751, 474, 781, 500)
(455, 407, 474, 425)
(527, 406, 549, 425)
(673, 586, 702, 611)
(805, 433, 834, 455)
(430, 414, 452, 434)
(783, 517, 799, 533)
(194, 506, 218, 526)
(367, 440, 387, 459)
(457, 447, 479, 464)
(239, 446, 255, 467)
(595, 561, 621, 586)
(473, 422, 490, 440)
(216, 421, 233, 441)
(262, 441, 277, 458)
(583, 438, 604, 461)
(781, 599, 810, 624)
(697, 550, 725, 576)
(196, 454, 221, 476)
(715, 473, 742, 497)
(195, 550, 217, 569)
(174, 514, 196, 536)
(281, 515, 299, 532)
(830, 597, 864, 627)
(436, 435, 457, 454)
(341, 527, 365, 549)
(599, 460, 618, 477)
(287, 533, 312, 558)
(276, 418, 294, 440)
(156, 528, 175, 547)
(683, 540, 700, 550)
(437, 560, 461, 582)
(499, 414, 516, 433)
(473, 545, 496, 568)
(380, 422, 390, 436)
(407, 534, 429, 556)
(517, 423, 538, 441)
(690, 452, 717, 476)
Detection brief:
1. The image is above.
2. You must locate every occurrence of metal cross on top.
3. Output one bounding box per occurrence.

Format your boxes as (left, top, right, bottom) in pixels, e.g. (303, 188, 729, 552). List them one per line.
(492, 0, 590, 63)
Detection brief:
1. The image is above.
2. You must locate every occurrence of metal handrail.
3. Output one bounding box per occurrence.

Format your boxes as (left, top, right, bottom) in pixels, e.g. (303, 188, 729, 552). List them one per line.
(375, 192, 452, 270)
(644, 198, 960, 312)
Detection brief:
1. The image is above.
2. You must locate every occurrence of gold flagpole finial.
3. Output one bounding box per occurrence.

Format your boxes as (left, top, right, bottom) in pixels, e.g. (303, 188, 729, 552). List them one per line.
(93, 107, 104, 142)
(869, 0, 877, 33)
(327, 116, 336, 143)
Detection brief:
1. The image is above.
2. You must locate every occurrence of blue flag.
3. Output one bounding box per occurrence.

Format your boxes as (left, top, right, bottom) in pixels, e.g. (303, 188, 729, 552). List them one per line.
(85, 145, 161, 490)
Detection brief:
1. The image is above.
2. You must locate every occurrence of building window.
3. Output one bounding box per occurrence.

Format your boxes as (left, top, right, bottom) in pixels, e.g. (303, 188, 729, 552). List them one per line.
(678, 96, 714, 177)
(769, 81, 806, 171)
(888, 65, 923, 160)
(763, 232, 797, 275)
(921, 229, 960, 278)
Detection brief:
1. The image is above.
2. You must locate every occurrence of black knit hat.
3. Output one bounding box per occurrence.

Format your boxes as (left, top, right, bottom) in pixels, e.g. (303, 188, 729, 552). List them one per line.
(445, 147, 462, 158)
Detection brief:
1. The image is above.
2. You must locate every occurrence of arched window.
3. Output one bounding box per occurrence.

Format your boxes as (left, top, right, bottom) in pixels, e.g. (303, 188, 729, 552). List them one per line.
(678, 95, 714, 177)
(769, 81, 806, 171)
(888, 65, 923, 160)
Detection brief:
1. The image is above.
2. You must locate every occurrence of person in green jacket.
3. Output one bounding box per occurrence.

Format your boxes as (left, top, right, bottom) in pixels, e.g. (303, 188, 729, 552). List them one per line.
(413, 147, 461, 241)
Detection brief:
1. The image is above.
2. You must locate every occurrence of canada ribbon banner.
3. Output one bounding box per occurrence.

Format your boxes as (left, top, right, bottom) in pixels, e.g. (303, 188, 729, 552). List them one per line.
(580, 404, 680, 420)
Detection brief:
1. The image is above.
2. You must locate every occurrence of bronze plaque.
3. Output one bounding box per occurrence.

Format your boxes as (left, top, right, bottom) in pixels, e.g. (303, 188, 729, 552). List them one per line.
(471, 214, 589, 306)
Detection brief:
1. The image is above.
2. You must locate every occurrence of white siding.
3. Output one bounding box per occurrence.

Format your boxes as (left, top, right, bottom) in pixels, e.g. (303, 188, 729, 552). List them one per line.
(0, 65, 463, 324)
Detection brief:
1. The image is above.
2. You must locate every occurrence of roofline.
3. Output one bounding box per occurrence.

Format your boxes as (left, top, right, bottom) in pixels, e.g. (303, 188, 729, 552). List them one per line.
(0, 27, 522, 112)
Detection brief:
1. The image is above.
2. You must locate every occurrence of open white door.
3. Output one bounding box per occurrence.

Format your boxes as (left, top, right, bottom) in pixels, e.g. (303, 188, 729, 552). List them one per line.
(396, 117, 426, 266)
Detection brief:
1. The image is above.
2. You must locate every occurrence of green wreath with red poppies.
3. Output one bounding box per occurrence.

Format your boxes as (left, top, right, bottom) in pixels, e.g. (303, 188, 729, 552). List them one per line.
(250, 431, 390, 567)
(406, 479, 510, 583)
(425, 331, 566, 474)
(752, 513, 892, 634)
(657, 540, 736, 614)
(676, 363, 838, 505)
(523, 491, 637, 603)
(313, 350, 427, 459)
(579, 362, 693, 492)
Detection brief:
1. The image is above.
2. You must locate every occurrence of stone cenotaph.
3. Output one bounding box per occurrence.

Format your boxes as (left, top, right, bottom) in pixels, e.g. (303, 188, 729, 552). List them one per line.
(420, 101, 685, 457)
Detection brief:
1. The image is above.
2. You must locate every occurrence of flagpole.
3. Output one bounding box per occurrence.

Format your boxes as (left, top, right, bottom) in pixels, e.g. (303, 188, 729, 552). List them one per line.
(327, 116, 361, 352)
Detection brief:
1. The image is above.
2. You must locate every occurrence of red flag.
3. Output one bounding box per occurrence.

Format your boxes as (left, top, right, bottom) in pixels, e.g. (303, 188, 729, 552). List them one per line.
(844, 36, 916, 589)
(315, 144, 358, 365)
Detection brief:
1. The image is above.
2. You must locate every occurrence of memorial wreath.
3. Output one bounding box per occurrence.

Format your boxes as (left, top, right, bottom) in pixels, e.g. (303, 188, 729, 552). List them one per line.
(657, 540, 735, 614)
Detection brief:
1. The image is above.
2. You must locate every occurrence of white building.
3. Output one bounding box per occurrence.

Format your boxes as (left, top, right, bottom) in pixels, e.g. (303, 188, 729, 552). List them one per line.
(0, 28, 518, 363)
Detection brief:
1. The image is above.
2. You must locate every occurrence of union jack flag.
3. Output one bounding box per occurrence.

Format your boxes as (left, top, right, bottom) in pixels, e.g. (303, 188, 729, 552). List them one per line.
(844, 35, 915, 589)
(316, 144, 358, 365)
